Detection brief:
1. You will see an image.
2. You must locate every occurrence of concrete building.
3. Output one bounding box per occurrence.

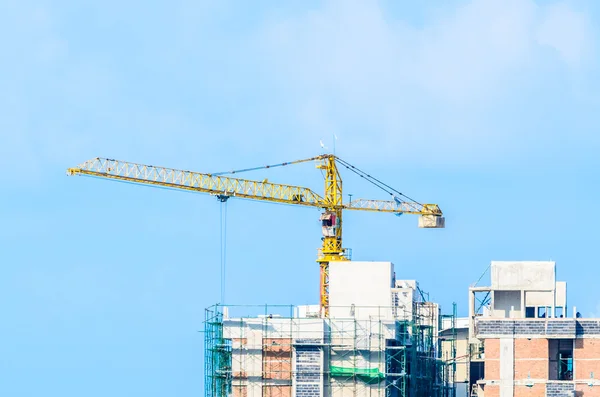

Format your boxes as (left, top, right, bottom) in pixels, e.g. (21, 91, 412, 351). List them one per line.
(440, 318, 471, 397)
(466, 261, 600, 397)
(204, 261, 456, 397)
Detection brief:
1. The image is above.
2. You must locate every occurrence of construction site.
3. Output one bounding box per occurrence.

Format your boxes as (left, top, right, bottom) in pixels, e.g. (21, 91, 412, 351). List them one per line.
(66, 154, 600, 397)
(204, 263, 456, 397)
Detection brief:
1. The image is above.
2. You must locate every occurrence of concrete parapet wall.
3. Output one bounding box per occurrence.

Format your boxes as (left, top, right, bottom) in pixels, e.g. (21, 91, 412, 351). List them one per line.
(478, 319, 600, 338)
(476, 319, 577, 338)
(576, 321, 600, 336)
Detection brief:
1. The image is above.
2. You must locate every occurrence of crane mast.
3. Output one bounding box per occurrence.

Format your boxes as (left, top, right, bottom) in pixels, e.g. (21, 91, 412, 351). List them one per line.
(317, 155, 346, 314)
(67, 154, 444, 317)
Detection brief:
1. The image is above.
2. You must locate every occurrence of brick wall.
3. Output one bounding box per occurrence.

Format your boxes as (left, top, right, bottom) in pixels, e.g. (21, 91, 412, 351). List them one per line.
(515, 359, 547, 380)
(263, 338, 292, 380)
(484, 338, 549, 381)
(575, 361, 599, 381)
(515, 339, 549, 380)
(575, 339, 600, 381)
(263, 385, 292, 397)
(575, 339, 600, 359)
(515, 339, 548, 359)
(478, 322, 600, 396)
(264, 338, 292, 353)
(485, 338, 500, 381)
(514, 384, 545, 397)
(263, 352, 292, 380)
(477, 320, 546, 336)
(233, 338, 248, 378)
(478, 319, 600, 338)
(477, 319, 576, 338)
(233, 385, 247, 397)
(486, 339, 500, 359)
(547, 321, 577, 335)
(486, 359, 500, 380)
(576, 384, 600, 397)
(485, 384, 546, 397)
(484, 385, 499, 397)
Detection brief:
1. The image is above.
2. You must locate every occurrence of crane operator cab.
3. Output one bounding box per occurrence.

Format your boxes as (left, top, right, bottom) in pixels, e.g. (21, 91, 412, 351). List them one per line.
(320, 211, 339, 237)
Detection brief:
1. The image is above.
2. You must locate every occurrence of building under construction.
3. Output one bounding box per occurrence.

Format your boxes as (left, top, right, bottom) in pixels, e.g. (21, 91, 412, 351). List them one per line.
(204, 261, 458, 397)
(66, 155, 449, 396)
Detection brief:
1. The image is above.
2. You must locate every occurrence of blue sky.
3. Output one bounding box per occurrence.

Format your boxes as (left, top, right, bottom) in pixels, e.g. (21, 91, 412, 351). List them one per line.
(1, 0, 599, 396)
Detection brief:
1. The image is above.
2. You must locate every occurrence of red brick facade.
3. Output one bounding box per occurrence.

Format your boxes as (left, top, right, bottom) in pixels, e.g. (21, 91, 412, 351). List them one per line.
(482, 336, 600, 396)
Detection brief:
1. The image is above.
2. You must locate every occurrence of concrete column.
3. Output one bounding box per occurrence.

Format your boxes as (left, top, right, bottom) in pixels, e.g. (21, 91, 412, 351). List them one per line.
(551, 286, 556, 318)
(520, 290, 525, 318)
(469, 290, 475, 341)
(500, 338, 514, 397)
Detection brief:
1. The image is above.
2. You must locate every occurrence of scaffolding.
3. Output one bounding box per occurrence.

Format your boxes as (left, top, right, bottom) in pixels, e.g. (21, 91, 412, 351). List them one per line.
(439, 303, 457, 397)
(204, 298, 457, 397)
(205, 306, 232, 397)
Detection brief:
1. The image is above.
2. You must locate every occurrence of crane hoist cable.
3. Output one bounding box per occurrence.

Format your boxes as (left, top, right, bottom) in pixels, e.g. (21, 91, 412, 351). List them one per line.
(335, 157, 423, 209)
(67, 153, 444, 317)
(218, 195, 229, 304)
(211, 155, 423, 211)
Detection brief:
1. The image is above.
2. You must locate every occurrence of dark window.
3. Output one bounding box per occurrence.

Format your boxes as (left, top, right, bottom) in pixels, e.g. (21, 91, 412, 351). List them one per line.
(469, 361, 484, 394)
(549, 339, 573, 381)
(555, 307, 564, 318)
(525, 307, 535, 318)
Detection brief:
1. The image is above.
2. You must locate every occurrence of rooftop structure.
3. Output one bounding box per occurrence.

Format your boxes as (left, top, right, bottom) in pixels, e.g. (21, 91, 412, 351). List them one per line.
(469, 261, 567, 339)
(461, 261, 600, 397)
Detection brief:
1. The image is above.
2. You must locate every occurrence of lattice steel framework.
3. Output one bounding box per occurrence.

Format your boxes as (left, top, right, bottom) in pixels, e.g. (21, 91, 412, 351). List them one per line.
(205, 306, 232, 397)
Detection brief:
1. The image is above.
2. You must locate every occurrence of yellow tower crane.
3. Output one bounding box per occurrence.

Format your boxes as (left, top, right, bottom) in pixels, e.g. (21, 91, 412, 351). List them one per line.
(67, 154, 444, 317)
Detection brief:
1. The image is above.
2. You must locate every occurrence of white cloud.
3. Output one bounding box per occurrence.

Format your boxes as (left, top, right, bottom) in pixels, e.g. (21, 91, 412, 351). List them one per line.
(536, 3, 592, 68)
(259, 0, 592, 100)
(0, 0, 597, 178)
(253, 0, 597, 166)
(413, 0, 538, 101)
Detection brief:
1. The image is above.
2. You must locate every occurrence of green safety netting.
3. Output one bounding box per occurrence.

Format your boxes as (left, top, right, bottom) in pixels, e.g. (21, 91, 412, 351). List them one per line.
(330, 366, 385, 380)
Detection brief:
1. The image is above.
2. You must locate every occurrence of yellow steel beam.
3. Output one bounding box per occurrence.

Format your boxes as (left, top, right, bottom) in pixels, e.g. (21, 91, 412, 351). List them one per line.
(344, 199, 442, 215)
(67, 157, 325, 207)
